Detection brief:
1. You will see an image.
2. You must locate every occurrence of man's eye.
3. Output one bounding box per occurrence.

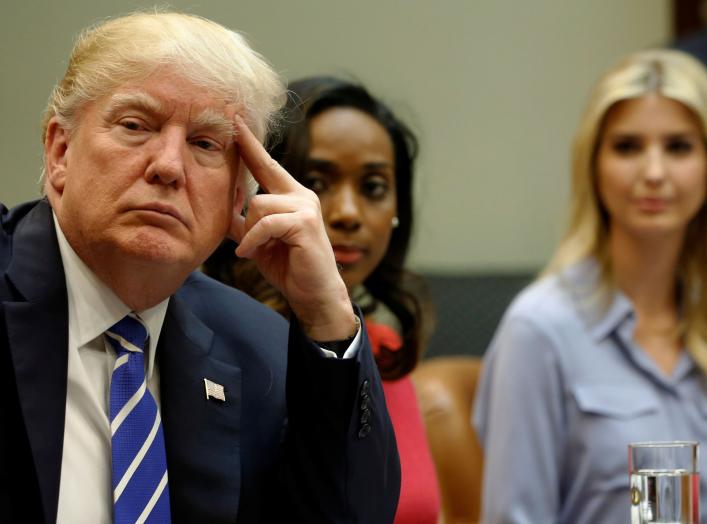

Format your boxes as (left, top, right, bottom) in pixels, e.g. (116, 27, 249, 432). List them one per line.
(192, 139, 220, 152)
(120, 119, 145, 131)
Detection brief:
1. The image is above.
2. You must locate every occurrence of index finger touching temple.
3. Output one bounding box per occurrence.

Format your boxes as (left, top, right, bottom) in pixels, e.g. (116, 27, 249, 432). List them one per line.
(234, 115, 297, 194)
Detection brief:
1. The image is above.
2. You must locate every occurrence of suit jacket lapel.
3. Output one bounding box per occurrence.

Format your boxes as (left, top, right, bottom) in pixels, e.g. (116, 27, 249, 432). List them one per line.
(3, 200, 68, 523)
(159, 295, 243, 522)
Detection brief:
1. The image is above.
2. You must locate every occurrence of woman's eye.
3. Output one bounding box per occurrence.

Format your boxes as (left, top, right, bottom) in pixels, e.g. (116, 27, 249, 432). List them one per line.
(666, 139, 693, 155)
(302, 173, 328, 194)
(611, 139, 641, 155)
(362, 177, 389, 199)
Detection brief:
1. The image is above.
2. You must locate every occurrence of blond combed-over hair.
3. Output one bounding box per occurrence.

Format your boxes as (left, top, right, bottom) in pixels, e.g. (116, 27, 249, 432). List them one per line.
(41, 9, 286, 190)
(546, 48, 707, 372)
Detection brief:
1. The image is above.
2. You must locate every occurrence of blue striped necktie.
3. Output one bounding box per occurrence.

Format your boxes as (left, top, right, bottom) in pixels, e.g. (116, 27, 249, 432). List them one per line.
(106, 315, 171, 523)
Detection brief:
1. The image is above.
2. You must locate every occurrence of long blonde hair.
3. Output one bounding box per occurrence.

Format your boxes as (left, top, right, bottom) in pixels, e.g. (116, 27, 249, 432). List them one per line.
(546, 49, 707, 371)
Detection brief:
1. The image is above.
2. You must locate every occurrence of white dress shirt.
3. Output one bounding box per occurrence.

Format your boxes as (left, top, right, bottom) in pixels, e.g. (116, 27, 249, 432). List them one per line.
(54, 214, 169, 524)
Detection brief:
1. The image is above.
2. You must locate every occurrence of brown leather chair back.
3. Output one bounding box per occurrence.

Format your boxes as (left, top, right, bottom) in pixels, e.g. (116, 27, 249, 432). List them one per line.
(412, 356, 484, 524)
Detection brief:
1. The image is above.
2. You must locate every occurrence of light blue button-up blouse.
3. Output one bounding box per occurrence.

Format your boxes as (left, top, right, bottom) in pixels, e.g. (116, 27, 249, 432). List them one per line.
(473, 259, 707, 524)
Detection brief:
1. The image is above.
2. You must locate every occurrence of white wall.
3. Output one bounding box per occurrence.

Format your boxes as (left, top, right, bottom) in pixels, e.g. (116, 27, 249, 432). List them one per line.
(1, 0, 671, 271)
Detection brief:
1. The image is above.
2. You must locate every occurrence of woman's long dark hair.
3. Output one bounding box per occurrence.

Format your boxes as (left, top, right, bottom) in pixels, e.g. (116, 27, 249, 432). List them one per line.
(203, 76, 432, 380)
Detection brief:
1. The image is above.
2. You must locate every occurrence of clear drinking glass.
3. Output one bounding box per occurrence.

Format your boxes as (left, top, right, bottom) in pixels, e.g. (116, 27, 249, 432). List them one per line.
(629, 441, 699, 524)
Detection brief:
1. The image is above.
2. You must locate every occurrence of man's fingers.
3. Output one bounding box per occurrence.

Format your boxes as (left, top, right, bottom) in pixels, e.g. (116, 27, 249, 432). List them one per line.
(234, 115, 297, 194)
(236, 213, 298, 258)
(235, 205, 326, 259)
(244, 193, 317, 230)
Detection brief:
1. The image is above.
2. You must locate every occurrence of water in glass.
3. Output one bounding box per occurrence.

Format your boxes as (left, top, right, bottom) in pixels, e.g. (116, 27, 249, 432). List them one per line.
(630, 468, 699, 524)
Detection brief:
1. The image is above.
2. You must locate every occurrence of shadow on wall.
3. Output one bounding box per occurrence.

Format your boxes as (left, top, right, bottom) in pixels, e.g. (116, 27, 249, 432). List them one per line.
(423, 272, 536, 359)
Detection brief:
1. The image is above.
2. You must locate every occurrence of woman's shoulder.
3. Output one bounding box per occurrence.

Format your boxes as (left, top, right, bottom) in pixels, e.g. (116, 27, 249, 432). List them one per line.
(499, 260, 609, 348)
(504, 272, 578, 326)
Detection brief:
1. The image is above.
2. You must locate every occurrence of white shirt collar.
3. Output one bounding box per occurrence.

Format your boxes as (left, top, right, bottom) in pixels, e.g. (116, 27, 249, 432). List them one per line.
(53, 212, 169, 379)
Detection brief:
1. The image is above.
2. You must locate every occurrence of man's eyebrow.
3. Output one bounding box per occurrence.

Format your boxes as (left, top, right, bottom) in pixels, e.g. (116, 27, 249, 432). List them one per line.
(103, 91, 163, 120)
(102, 92, 235, 139)
(191, 108, 235, 140)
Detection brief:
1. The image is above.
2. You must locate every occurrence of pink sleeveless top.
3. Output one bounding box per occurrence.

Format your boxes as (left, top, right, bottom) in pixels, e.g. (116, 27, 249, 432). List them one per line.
(367, 322, 440, 524)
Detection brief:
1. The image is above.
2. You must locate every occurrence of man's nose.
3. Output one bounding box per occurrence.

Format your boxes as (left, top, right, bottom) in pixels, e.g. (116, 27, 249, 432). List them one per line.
(144, 128, 187, 188)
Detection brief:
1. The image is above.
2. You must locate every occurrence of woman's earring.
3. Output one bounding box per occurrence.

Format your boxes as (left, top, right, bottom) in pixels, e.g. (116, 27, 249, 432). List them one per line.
(391, 216, 400, 229)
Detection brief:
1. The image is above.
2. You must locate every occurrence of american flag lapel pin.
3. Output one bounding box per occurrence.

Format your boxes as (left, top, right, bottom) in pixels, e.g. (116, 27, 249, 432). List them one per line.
(204, 378, 226, 402)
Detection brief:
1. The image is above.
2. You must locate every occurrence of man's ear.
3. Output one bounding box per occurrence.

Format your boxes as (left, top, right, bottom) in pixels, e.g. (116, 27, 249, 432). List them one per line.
(226, 164, 249, 243)
(44, 117, 71, 195)
(234, 167, 249, 216)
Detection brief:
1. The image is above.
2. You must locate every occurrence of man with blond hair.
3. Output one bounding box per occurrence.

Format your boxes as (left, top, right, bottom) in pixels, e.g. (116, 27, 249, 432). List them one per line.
(0, 11, 399, 523)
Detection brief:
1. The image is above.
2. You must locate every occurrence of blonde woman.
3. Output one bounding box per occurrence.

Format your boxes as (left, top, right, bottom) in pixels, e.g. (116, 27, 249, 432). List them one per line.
(474, 49, 707, 524)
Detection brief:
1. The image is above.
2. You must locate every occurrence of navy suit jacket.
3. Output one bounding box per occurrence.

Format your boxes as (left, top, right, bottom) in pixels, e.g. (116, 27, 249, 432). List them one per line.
(0, 199, 400, 523)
